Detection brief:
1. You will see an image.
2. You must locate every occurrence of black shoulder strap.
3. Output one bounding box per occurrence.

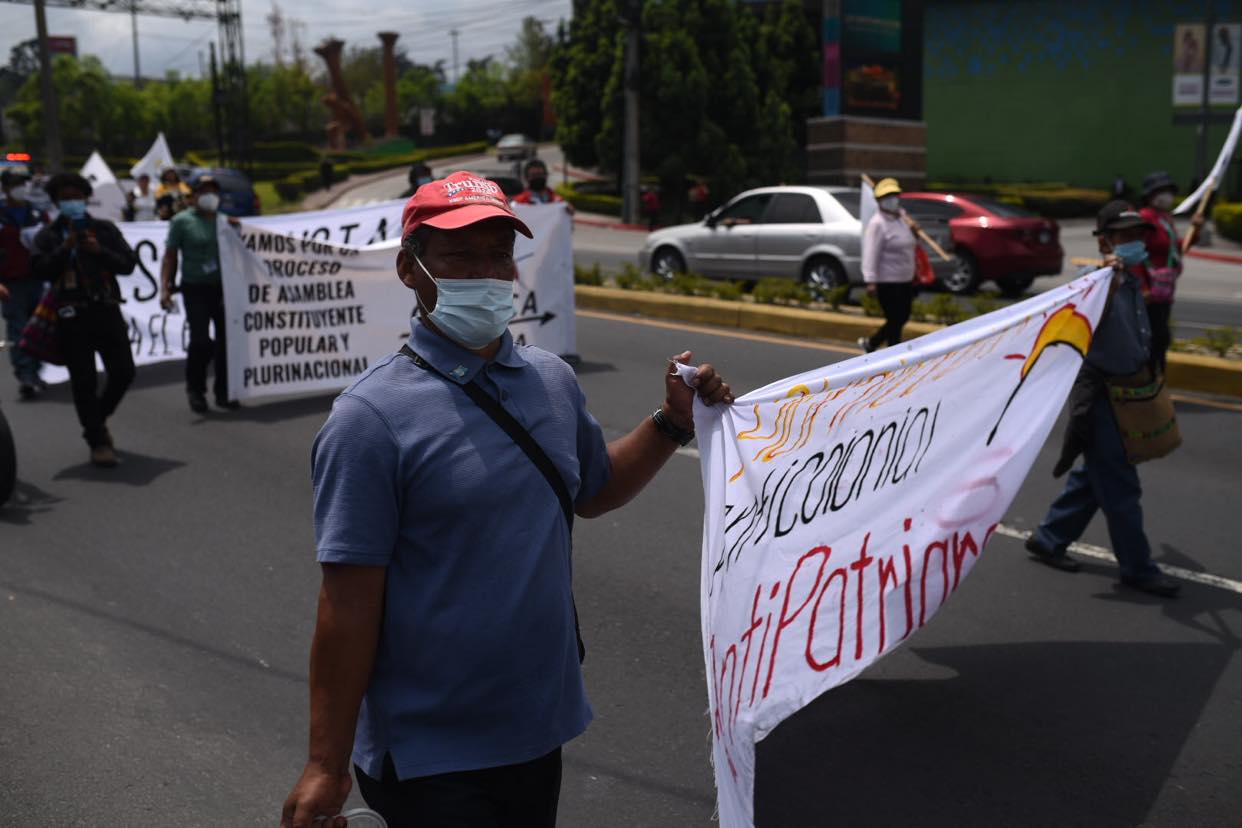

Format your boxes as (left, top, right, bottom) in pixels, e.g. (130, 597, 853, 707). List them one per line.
(401, 344, 574, 529)
(401, 343, 584, 661)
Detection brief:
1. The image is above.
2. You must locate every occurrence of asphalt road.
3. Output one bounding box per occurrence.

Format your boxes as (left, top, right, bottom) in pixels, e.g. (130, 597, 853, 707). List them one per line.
(2, 308, 1239, 826)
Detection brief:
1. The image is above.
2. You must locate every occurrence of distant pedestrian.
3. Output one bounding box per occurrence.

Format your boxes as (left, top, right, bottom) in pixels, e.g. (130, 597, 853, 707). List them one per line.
(30, 173, 137, 468)
(1111, 173, 1127, 200)
(280, 171, 733, 828)
(155, 168, 190, 220)
(1138, 171, 1203, 373)
(24, 165, 53, 213)
(160, 175, 239, 414)
(512, 158, 564, 206)
(689, 180, 710, 220)
(126, 173, 157, 222)
(859, 177, 916, 353)
(642, 186, 661, 230)
(0, 170, 50, 399)
(1026, 201, 1179, 598)
(319, 157, 335, 192)
(403, 161, 433, 198)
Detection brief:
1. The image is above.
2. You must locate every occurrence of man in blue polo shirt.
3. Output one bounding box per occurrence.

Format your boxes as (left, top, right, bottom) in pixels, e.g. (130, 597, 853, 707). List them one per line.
(282, 172, 733, 828)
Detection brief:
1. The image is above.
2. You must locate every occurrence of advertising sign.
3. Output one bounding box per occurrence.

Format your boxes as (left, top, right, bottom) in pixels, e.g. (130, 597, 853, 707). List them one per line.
(1210, 23, 1241, 105)
(1173, 23, 1207, 106)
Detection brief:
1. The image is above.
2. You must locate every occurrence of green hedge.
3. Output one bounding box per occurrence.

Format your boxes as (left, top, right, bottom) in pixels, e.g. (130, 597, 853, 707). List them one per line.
(267, 141, 490, 204)
(1212, 201, 1242, 243)
(925, 181, 1110, 218)
(555, 184, 623, 216)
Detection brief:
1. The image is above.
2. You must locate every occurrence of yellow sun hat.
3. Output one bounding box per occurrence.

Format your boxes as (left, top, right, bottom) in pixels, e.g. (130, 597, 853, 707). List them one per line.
(873, 177, 902, 198)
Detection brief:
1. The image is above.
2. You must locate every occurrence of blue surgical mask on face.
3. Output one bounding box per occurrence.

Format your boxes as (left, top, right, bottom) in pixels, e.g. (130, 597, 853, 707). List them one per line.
(58, 200, 87, 220)
(414, 254, 516, 349)
(1113, 239, 1147, 266)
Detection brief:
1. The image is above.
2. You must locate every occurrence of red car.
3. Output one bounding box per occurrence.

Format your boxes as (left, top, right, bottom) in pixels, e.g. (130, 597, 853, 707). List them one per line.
(900, 192, 1064, 296)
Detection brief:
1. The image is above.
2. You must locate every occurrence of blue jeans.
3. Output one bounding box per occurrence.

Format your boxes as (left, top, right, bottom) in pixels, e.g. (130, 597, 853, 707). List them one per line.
(1, 279, 44, 383)
(1034, 396, 1159, 579)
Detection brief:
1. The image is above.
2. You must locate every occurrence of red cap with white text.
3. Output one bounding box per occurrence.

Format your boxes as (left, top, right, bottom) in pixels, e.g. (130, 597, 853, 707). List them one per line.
(401, 171, 532, 240)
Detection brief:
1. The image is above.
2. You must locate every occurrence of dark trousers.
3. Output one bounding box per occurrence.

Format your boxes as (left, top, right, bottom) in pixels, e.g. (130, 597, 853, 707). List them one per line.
(58, 303, 135, 448)
(868, 282, 914, 350)
(1146, 301, 1171, 374)
(2, 278, 44, 382)
(1033, 396, 1157, 580)
(182, 283, 228, 401)
(355, 749, 562, 828)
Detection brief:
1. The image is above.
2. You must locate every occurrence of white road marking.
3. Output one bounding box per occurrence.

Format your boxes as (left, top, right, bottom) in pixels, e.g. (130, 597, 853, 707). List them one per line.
(671, 446, 1242, 594)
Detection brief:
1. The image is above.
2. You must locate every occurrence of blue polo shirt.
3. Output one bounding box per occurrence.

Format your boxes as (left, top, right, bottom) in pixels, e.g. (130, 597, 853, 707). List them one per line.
(312, 320, 611, 780)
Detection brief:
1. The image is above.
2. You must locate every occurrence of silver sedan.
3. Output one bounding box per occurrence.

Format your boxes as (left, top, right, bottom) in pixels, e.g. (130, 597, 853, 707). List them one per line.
(637, 185, 953, 288)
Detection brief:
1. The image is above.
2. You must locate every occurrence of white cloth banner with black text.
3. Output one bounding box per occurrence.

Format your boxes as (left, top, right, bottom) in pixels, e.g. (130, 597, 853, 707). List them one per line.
(690, 269, 1111, 827)
(41, 201, 576, 391)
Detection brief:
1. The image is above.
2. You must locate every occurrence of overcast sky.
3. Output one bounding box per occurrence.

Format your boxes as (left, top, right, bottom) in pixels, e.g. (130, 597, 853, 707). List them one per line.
(0, 0, 573, 81)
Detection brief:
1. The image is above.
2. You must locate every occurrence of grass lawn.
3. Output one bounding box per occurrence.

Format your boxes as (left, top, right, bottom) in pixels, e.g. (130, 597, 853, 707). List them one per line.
(253, 181, 304, 215)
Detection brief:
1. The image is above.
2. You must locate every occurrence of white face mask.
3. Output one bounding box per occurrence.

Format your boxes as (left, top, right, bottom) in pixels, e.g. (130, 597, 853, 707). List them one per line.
(414, 254, 516, 350)
(7, 184, 28, 201)
(1151, 192, 1174, 211)
(878, 195, 900, 213)
(197, 193, 220, 212)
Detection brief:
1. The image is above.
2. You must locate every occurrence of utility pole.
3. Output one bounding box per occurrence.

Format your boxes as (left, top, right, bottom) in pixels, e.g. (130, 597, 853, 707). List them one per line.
(32, 0, 62, 171)
(450, 28, 459, 83)
(209, 42, 225, 163)
(621, 2, 641, 226)
(1196, 8, 1216, 186)
(130, 0, 141, 86)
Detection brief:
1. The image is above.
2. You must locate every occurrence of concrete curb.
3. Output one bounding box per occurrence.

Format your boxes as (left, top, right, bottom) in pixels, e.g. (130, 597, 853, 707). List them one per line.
(1185, 248, 1242, 265)
(574, 286, 1242, 399)
(572, 215, 649, 232)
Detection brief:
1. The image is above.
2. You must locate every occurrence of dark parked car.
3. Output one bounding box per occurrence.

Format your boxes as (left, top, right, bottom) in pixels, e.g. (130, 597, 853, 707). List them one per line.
(187, 167, 260, 217)
(900, 192, 1063, 296)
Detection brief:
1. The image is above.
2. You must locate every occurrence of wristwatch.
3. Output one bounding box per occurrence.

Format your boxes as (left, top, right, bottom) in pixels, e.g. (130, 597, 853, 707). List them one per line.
(652, 407, 694, 446)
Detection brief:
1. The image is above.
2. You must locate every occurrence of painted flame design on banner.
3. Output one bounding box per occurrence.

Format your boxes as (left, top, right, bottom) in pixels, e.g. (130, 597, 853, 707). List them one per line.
(988, 304, 1094, 444)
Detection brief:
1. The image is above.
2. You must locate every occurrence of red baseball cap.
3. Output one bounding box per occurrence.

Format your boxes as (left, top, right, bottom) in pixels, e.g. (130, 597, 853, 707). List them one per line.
(401, 171, 532, 239)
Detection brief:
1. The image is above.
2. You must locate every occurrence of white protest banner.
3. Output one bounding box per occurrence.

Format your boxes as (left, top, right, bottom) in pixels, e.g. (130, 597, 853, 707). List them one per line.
(690, 268, 1111, 828)
(41, 201, 576, 389)
(248, 198, 404, 247)
(80, 151, 127, 223)
(1176, 104, 1242, 215)
(217, 202, 574, 400)
(130, 132, 177, 180)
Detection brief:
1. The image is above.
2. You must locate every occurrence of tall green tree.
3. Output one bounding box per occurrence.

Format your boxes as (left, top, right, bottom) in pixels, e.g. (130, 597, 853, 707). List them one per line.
(550, 0, 622, 169)
(552, 0, 819, 210)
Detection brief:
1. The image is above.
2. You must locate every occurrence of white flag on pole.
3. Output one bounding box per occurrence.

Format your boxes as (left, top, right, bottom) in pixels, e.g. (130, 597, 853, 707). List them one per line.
(1175, 104, 1242, 214)
(130, 132, 177, 180)
(80, 151, 127, 222)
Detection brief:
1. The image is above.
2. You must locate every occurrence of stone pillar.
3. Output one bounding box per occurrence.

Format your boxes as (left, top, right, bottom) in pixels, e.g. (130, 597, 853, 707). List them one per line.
(314, 38, 349, 101)
(379, 32, 400, 139)
(314, 38, 370, 145)
(805, 116, 927, 189)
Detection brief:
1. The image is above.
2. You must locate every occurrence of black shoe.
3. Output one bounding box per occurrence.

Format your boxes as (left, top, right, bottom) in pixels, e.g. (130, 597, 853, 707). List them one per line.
(188, 390, 208, 414)
(857, 336, 875, 354)
(214, 397, 241, 411)
(18, 383, 37, 400)
(1025, 535, 1081, 572)
(1120, 573, 1181, 598)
